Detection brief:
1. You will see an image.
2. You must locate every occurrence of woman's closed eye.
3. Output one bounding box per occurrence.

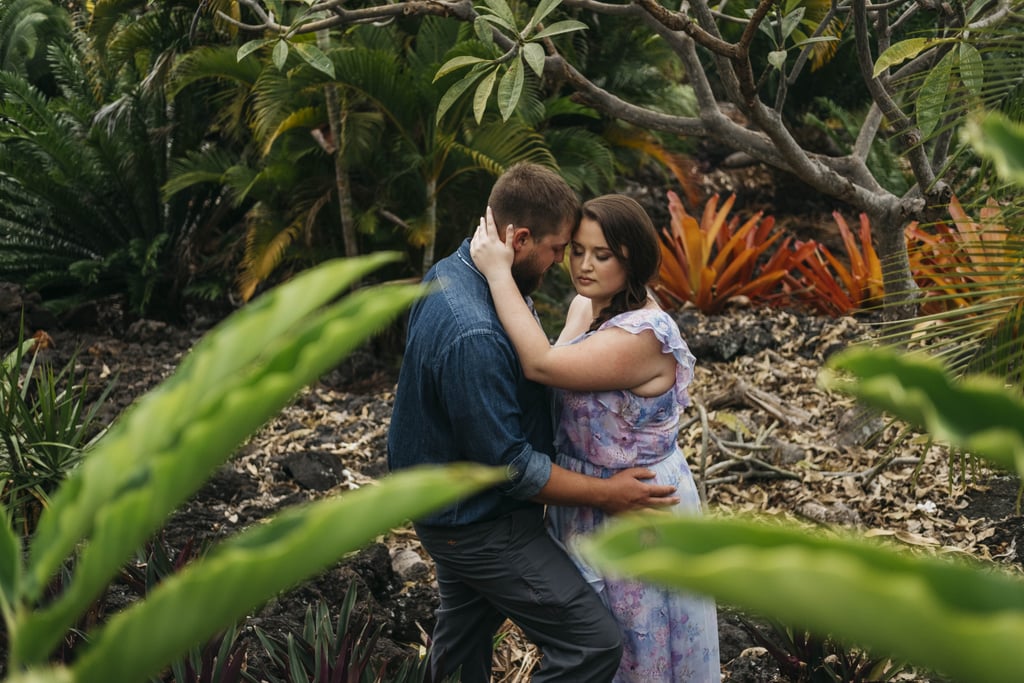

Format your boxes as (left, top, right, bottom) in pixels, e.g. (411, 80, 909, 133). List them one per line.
(571, 245, 614, 261)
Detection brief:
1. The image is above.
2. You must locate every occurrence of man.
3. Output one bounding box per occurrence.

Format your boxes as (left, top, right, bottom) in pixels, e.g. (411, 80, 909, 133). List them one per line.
(387, 163, 678, 682)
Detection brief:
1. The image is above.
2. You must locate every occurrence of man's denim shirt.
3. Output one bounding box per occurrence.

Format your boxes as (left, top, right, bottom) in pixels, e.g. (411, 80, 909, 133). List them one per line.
(387, 239, 554, 527)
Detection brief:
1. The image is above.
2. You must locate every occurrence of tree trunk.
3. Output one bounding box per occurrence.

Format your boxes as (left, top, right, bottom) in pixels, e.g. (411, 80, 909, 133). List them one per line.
(870, 203, 919, 322)
(318, 30, 359, 259)
(422, 177, 438, 272)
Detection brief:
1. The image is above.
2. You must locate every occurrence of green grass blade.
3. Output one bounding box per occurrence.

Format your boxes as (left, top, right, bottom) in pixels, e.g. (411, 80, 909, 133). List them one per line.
(0, 512, 20, 620)
(581, 514, 1024, 683)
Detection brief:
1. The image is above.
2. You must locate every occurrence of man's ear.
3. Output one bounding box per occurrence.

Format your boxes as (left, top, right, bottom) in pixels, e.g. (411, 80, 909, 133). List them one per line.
(510, 227, 532, 250)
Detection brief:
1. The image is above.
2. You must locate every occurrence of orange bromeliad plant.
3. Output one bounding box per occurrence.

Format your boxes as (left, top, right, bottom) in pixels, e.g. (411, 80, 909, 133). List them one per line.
(653, 191, 789, 314)
(783, 211, 885, 316)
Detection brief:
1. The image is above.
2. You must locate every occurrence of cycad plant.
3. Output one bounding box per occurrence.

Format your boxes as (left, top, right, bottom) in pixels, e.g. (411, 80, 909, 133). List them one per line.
(0, 0, 241, 318)
(0, 0, 69, 88)
(168, 16, 557, 299)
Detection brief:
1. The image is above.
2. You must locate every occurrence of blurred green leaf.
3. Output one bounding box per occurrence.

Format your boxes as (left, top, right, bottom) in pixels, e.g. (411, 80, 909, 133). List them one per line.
(72, 464, 503, 683)
(873, 37, 950, 77)
(237, 38, 271, 62)
(820, 347, 1024, 475)
(522, 42, 545, 77)
(272, 39, 288, 70)
(525, 0, 562, 34)
(434, 55, 487, 82)
(292, 43, 334, 77)
(917, 51, 953, 139)
(15, 254, 420, 665)
(473, 67, 499, 123)
(582, 513, 1024, 683)
(532, 19, 587, 40)
(958, 42, 983, 97)
(497, 58, 524, 121)
(963, 113, 1024, 187)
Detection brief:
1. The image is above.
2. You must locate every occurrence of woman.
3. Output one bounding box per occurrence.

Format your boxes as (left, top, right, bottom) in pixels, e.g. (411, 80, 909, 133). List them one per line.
(470, 194, 720, 682)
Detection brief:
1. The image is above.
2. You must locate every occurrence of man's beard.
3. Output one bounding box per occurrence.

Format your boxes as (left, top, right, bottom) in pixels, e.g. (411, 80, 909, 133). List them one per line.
(511, 253, 546, 295)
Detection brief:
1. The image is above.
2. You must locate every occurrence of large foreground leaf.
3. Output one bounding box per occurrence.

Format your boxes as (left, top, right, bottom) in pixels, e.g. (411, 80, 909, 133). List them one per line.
(581, 514, 1024, 683)
(71, 464, 502, 683)
(820, 347, 1024, 476)
(12, 253, 425, 665)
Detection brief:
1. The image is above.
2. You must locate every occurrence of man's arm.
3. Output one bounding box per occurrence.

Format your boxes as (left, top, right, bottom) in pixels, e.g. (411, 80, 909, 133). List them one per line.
(533, 465, 679, 515)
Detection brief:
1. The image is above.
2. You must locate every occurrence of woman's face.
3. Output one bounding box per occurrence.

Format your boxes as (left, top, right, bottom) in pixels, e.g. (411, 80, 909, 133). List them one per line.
(569, 217, 628, 305)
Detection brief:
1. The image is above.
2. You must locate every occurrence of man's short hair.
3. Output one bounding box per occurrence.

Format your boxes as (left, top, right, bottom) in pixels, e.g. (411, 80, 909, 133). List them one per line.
(487, 163, 581, 240)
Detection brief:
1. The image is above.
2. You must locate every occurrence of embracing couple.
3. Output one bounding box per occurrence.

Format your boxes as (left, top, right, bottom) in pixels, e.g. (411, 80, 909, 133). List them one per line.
(387, 163, 720, 682)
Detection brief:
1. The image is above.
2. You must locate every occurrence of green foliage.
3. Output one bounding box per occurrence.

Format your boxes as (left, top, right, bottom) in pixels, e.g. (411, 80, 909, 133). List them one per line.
(171, 16, 560, 287)
(0, 9, 237, 318)
(0, 254, 504, 682)
(435, 0, 587, 123)
(159, 626, 247, 683)
(583, 505, 1024, 683)
(964, 112, 1024, 188)
(246, 586, 449, 683)
(0, 332, 114, 536)
(737, 614, 910, 682)
(822, 348, 1024, 474)
(0, 0, 69, 88)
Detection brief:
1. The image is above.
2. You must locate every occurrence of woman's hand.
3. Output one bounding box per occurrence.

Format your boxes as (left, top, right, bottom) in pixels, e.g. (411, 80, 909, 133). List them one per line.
(470, 206, 515, 280)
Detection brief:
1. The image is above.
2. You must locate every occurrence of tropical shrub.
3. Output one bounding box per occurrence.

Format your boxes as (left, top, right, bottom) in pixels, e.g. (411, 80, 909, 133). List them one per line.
(0, 253, 502, 683)
(736, 614, 910, 682)
(0, 33, 237, 318)
(246, 586, 448, 683)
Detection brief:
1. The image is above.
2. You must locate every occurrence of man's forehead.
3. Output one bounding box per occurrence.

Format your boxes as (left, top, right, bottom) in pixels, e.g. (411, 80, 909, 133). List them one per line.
(542, 234, 571, 250)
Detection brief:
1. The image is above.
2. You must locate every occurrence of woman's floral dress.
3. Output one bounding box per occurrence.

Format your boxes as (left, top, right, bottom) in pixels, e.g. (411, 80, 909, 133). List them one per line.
(547, 308, 720, 683)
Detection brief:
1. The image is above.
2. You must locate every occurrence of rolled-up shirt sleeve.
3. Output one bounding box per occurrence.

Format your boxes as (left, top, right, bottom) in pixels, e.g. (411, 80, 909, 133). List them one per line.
(440, 329, 552, 499)
(503, 441, 552, 499)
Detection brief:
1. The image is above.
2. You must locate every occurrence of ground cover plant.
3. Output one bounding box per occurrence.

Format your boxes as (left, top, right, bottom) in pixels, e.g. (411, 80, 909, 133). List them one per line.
(0, 331, 113, 537)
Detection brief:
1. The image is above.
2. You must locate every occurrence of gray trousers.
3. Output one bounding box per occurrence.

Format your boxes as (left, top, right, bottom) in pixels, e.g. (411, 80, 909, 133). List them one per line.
(415, 508, 622, 683)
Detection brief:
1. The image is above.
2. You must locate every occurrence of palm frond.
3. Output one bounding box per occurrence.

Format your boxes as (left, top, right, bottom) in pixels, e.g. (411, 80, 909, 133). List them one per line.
(87, 0, 147, 55)
(237, 202, 305, 301)
(444, 119, 554, 189)
(169, 45, 263, 94)
(0, 0, 69, 78)
(543, 127, 615, 195)
(163, 147, 239, 200)
(261, 106, 322, 157)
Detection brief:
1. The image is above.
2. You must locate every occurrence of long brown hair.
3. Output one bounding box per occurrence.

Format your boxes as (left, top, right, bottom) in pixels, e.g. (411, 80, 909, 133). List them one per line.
(581, 195, 661, 332)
